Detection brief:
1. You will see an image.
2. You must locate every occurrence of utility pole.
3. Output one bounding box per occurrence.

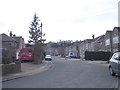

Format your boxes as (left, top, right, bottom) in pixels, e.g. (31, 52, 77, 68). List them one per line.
(40, 23, 43, 40)
(40, 23, 46, 43)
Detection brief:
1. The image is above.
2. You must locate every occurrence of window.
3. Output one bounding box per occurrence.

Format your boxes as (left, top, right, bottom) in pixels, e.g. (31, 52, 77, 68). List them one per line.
(113, 49, 118, 53)
(86, 44, 88, 49)
(105, 39, 110, 46)
(112, 52, 120, 60)
(100, 42, 102, 46)
(112, 36, 119, 44)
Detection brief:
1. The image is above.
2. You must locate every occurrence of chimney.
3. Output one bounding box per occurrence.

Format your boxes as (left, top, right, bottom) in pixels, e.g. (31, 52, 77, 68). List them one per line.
(13, 34, 16, 37)
(10, 31, 12, 37)
(92, 34, 95, 39)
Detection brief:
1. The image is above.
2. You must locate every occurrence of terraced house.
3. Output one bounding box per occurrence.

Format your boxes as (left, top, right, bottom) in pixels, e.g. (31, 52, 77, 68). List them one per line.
(65, 27, 120, 59)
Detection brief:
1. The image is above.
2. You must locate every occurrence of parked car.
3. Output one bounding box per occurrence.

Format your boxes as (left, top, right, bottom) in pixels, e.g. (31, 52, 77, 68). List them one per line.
(45, 55, 52, 61)
(21, 48, 34, 62)
(109, 52, 120, 76)
(65, 55, 80, 59)
(65, 55, 71, 58)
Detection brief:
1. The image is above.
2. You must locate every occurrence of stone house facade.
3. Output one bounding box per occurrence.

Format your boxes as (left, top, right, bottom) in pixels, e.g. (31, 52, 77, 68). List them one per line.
(65, 42, 80, 57)
(12, 36, 25, 51)
(112, 27, 120, 53)
(64, 27, 120, 59)
(0, 33, 18, 63)
(103, 27, 120, 53)
(103, 30, 113, 53)
(93, 35, 105, 51)
(78, 36, 104, 59)
(78, 40, 93, 59)
(12, 36, 25, 59)
(45, 27, 120, 59)
(44, 42, 57, 56)
(0, 33, 25, 64)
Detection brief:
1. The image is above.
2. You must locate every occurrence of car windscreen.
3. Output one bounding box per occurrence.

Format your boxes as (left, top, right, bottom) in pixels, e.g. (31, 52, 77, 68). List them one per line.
(23, 49, 32, 53)
(118, 53, 120, 60)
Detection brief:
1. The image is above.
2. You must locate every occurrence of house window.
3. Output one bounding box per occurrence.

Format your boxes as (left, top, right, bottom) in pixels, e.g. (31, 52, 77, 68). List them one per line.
(100, 42, 102, 46)
(112, 36, 119, 44)
(83, 45, 85, 50)
(90, 43, 93, 48)
(86, 44, 88, 49)
(105, 39, 110, 46)
(113, 49, 118, 53)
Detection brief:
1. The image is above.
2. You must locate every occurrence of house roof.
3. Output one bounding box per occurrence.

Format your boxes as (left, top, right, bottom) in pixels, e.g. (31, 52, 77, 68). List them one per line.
(114, 27, 120, 32)
(105, 30, 113, 36)
(12, 36, 24, 48)
(106, 30, 112, 33)
(12, 36, 22, 43)
(0, 33, 16, 42)
(94, 35, 105, 43)
(85, 39, 93, 43)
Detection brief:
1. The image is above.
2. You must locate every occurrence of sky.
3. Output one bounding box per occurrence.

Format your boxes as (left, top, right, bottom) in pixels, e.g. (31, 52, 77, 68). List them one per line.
(0, 0, 119, 43)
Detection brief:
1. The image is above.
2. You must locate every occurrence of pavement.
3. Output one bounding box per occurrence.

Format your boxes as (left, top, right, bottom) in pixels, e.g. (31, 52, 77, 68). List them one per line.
(61, 57, 109, 65)
(2, 60, 54, 82)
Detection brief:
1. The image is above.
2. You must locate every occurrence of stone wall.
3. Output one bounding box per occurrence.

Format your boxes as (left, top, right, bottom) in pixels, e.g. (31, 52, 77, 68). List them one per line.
(2, 61, 21, 75)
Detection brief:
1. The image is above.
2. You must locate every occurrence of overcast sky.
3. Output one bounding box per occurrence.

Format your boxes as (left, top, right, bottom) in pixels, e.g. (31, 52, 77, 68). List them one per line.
(0, 0, 119, 43)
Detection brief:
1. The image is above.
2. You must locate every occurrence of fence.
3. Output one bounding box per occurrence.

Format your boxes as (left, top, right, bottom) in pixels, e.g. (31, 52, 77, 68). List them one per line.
(85, 51, 112, 61)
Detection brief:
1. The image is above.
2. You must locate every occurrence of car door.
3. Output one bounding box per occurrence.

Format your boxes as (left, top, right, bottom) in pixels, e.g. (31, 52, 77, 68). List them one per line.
(117, 53, 120, 74)
(110, 53, 119, 73)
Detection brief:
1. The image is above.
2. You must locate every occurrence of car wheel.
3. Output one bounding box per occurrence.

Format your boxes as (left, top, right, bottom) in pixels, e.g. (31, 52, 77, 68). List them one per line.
(109, 66, 116, 76)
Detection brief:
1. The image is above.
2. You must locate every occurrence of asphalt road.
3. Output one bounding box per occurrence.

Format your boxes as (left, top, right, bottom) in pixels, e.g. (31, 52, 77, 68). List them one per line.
(2, 56, 119, 88)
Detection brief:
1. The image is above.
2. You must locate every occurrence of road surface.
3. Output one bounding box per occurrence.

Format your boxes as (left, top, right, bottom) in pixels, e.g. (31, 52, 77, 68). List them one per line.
(3, 56, 119, 88)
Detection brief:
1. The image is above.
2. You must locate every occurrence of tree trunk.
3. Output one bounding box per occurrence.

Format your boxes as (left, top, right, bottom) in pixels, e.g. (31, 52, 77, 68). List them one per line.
(33, 43, 43, 64)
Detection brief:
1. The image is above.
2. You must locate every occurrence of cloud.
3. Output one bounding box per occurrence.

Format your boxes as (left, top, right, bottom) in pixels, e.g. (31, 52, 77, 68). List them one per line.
(0, 0, 119, 43)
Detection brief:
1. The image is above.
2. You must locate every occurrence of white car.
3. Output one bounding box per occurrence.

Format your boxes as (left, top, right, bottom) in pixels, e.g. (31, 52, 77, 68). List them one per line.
(45, 55, 52, 61)
(109, 52, 120, 76)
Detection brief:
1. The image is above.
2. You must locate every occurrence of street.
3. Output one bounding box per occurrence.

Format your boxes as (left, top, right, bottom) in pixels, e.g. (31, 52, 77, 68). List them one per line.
(2, 56, 119, 88)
